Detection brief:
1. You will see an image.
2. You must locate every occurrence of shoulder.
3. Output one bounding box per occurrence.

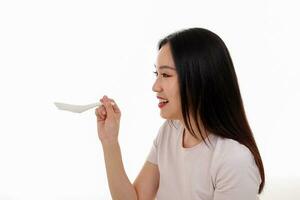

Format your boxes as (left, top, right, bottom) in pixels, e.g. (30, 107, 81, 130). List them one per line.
(209, 137, 262, 198)
(215, 137, 253, 162)
(211, 137, 261, 189)
(213, 137, 259, 171)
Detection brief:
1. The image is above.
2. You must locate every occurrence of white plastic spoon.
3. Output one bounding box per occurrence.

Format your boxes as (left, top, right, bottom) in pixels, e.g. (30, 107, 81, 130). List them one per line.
(54, 101, 115, 113)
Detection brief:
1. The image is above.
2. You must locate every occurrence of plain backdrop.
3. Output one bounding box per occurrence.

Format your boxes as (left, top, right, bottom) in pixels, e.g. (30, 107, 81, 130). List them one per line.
(0, 0, 299, 199)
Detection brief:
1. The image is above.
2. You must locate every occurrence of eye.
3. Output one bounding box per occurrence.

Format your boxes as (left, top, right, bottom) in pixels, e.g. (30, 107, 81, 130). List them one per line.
(153, 71, 170, 78)
(162, 73, 170, 78)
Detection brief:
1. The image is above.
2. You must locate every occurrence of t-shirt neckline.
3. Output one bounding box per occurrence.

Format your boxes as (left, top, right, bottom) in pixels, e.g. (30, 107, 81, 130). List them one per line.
(179, 123, 214, 152)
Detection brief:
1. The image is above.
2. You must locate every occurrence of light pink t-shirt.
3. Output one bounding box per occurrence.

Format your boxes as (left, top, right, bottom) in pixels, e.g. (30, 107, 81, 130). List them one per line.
(147, 120, 261, 200)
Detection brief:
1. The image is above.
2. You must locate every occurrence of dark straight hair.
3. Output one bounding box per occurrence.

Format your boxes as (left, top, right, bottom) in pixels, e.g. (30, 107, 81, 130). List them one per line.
(158, 27, 265, 194)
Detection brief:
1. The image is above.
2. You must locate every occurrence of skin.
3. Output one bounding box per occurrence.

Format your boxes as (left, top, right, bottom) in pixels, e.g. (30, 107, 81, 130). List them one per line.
(93, 42, 212, 199)
(152, 42, 210, 148)
(95, 43, 210, 147)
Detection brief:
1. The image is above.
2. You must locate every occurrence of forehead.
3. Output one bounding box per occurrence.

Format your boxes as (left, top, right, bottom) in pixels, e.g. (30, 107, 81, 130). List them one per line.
(155, 43, 176, 70)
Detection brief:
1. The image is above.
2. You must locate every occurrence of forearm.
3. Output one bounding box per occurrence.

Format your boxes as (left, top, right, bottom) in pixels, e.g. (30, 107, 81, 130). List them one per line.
(102, 141, 137, 200)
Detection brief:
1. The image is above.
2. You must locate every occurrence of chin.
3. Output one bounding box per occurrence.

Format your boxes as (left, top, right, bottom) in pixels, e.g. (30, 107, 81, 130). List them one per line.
(160, 112, 179, 120)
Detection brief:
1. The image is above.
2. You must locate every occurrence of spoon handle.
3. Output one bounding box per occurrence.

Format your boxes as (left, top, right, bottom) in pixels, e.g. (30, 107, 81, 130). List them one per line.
(82, 102, 102, 110)
(81, 101, 115, 112)
(54, 101, 115, 113)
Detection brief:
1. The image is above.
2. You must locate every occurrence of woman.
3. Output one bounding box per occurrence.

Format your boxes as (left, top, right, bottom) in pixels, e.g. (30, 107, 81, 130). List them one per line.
(95, 27, 265, 200)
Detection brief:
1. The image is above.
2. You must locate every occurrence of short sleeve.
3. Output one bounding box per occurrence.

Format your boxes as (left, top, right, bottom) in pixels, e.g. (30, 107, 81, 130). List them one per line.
(146, 122, 165, 165)
(213, 147, 261, 200)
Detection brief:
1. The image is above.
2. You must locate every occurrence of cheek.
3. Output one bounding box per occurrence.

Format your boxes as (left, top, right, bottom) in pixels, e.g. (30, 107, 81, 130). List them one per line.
(168, 82, 179, 97)
(170, 94, 181, 111)
(167, 80, 180, 104)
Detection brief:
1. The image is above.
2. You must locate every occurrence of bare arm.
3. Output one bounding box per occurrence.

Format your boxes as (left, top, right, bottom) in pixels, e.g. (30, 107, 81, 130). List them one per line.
(96, 96, 137, 200)
(102, 141, 138, 200)
(97, 96, 159, 199)
(133, 161, 160, 200)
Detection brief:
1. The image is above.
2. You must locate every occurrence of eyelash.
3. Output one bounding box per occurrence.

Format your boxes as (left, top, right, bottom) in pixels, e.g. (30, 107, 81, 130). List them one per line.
(153, 71, 170, 78)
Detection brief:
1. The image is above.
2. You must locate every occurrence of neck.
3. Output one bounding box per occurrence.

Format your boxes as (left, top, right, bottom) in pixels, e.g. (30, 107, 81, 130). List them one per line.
(179, 118, 210, 147)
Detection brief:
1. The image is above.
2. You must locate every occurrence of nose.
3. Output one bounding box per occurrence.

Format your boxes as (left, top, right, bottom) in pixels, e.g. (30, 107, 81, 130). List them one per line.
(152, 78, 162, 93)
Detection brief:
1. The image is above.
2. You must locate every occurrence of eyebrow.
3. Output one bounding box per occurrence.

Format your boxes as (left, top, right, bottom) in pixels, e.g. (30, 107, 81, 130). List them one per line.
(154, 64, 176, 71)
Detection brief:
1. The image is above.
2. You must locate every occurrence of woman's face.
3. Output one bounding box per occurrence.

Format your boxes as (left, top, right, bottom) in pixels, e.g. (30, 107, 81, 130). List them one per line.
(152, 43, 182, 120)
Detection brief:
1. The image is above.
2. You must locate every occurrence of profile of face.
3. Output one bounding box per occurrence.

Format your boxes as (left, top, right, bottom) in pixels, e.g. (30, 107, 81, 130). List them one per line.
(152, 43, 182, 120)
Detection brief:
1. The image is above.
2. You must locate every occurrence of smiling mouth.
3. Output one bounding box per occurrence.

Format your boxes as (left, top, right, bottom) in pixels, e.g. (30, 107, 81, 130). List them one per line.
(158, 100, 169, 108)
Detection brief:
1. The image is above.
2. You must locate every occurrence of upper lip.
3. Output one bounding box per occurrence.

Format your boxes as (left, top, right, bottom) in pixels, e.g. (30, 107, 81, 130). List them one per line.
(157, 96, 168, 100)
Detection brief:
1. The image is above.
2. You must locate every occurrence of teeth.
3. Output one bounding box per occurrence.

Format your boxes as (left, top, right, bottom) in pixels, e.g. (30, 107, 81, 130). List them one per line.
(159, 99, 169, 103)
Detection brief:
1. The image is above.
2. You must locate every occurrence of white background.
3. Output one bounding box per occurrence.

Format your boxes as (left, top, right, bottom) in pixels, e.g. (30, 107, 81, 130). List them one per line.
(0, 0, 299, 199)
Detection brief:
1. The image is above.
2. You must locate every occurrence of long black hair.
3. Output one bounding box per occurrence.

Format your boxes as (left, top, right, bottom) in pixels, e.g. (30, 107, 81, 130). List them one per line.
(158, 27, 265, 194)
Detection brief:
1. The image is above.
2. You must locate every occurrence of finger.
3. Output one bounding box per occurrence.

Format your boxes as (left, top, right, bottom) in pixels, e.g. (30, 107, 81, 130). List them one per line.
(98, 98, 106, 111)
(100, 97, 116, 115)
(102, 96, 116, 120)
(95, 108, 106, 121)
(95, 108, 101, 119)
(99, 104, 106, 115)
(107, 98, 121, 114)
(95, 107, 106, 118)
(102, 98, 116, 106)
(99, 114, 105, 121)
